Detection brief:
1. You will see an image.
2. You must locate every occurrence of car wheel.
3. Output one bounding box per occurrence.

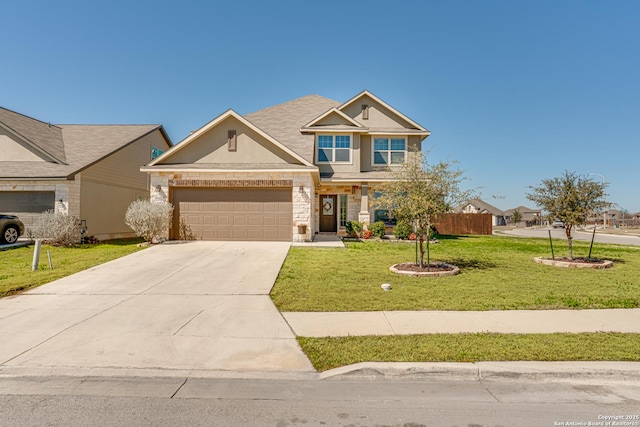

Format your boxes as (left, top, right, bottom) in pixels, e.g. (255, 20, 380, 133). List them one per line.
(2, 226, 19, 244)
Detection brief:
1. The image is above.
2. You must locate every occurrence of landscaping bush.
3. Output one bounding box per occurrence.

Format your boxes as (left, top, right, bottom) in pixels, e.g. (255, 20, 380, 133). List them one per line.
(31, 210, 83, 246)
(369, 221, 386, 238)
(393, 221, 412, 239)
(345, 220, 363, 238)
(125, 200, 173, 243)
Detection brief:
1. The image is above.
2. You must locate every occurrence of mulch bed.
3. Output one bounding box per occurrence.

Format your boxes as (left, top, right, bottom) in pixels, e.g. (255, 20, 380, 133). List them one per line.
(393, 262, 456, 273)
(549, 257, 606, 264)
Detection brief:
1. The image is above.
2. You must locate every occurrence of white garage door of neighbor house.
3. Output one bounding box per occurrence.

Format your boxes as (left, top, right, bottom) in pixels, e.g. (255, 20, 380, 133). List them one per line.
(171, 187, 293, 242)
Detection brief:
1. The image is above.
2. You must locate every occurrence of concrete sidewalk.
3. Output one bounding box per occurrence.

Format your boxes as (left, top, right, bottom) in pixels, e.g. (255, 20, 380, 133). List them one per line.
(282, 308, 640, 337)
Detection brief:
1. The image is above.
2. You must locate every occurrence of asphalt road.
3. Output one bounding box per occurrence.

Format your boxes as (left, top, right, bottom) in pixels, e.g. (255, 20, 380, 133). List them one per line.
(1, 376, 639, 426)
(500, 227, 640, 246)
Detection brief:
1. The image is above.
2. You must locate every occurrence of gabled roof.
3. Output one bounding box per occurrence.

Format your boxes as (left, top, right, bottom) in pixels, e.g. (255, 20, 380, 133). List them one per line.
(0, 106, 168, 179)
(503, 205, 541, 215)
(147, 109, 314, 167)
(301, 107, 364, 130)
(338, 90, 430, 133)
(455, 198, 504, 216)
(0, 107, 66, 163)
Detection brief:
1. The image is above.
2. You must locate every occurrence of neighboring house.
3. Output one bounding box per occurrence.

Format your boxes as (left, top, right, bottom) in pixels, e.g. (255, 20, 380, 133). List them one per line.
(142, 90, 430, 242)
(0, 107, 172, 240)
(503, 205, 542, 226)
(455, 198, 506, 226)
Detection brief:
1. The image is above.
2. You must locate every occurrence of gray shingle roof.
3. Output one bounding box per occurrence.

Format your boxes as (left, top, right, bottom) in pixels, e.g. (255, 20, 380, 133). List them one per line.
(0, 107, 66, 162)
(455, 198, 504, 215)
(244, 94, 340, 163)
(0, 107, 162, 179)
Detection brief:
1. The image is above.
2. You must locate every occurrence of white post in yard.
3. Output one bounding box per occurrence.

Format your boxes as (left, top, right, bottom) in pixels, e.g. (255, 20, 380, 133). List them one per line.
(31, 239, 42, 271)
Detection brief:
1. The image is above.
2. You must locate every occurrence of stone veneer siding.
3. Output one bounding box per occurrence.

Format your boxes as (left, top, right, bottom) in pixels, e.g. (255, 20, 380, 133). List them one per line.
(149, 171, 314, 242)
(316, 185, 364, 235)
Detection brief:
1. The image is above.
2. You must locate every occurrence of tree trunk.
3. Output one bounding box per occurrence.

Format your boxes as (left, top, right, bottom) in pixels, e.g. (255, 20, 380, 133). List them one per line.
(418, 234, 426, 268)
(566, 225, 573, 260)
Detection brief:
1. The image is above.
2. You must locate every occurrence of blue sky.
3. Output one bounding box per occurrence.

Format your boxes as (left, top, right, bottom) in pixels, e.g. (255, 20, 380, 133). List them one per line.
(2, 0, 638, 212)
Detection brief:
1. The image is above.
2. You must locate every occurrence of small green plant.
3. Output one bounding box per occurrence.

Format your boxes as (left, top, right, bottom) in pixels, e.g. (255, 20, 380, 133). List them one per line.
(393, 221, 412, 240)
(345, 220, 363, 238)
(369, 221, 386, 238)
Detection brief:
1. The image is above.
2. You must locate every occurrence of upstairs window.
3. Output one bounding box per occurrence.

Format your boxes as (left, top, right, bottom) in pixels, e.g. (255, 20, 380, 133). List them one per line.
(317, 135, 351, 163)
(373, 137, 406, 165)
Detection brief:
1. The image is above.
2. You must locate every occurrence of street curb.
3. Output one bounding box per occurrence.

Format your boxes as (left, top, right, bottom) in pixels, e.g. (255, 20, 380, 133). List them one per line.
(320, 361, 640, 382)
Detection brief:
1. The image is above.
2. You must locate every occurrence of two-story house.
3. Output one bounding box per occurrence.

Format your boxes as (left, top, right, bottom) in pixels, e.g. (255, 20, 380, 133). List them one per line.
(142, 90, 430, 242)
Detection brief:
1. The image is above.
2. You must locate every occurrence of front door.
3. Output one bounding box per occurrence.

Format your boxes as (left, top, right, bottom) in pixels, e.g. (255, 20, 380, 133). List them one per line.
(319, 195, 337, 232)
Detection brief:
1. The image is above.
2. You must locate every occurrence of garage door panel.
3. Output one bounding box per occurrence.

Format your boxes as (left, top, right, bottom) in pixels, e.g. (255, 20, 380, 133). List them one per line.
(247, 216, 262, 226)
(172, 187, 292, 241)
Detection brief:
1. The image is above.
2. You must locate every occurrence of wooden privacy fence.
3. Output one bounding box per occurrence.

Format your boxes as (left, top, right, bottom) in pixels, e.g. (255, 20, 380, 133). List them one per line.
(433, 213, 492, 235)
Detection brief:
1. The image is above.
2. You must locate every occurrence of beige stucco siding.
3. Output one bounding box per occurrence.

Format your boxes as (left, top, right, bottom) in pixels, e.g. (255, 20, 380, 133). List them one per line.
(0, 128, 45, 161)
(78, 129, 170, 239)
(82, 130, 168, 189)
(341, 94, 414, 129)
(161, 116, 301, 165)
(314, 113, 354, 126)
(360, 135, 372, 171)
(79, 179, 143, 239)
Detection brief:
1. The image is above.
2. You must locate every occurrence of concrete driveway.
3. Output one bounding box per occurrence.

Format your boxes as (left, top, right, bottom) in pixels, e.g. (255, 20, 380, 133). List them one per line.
(0, 241, 314, 376)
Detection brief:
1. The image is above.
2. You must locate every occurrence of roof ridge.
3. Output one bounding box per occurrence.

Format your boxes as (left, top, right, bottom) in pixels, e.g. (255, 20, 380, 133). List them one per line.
(0, 106, 62, 130)
(244, 94, 339, 117)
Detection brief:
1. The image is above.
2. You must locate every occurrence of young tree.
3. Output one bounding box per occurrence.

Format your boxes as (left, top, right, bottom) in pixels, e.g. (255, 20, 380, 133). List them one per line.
(526, 171, 607, 259)
(510, 209, 522, 226)
(373, 149, 472, 268)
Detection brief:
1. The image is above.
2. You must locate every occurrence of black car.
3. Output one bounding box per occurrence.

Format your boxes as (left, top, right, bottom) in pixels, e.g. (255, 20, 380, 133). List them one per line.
(0, 214, 25, 244)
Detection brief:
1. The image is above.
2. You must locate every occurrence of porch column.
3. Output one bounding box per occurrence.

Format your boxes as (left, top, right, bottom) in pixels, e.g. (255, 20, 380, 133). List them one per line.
(358, 184, 370, 225)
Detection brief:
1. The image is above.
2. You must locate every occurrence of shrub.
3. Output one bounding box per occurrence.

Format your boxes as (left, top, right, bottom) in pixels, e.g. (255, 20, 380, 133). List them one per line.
(393, 221, 412, 240)
(362, 229, 372, 239)
(31, 210, 83, 246)
(369, 221, 386, 238)
(179, 218, 196, 240)
(345, 220, 363, 238)
(125, 200, 173, 243)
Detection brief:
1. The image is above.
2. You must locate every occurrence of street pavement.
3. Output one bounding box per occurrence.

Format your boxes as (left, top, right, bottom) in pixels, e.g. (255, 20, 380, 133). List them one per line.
(500, 226, 640, 246)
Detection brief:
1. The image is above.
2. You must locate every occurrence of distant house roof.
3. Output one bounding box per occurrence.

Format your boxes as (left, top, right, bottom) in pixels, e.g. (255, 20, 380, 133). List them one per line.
(455, 198, 504, 216)
(0, 107, 168, 179)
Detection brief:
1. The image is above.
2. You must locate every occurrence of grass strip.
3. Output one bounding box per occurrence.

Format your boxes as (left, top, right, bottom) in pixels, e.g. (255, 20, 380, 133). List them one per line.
(0, 238, 145, 297)
(298, 333, 640, 371)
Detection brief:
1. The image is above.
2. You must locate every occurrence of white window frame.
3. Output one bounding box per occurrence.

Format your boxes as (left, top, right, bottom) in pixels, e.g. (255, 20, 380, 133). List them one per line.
(316, 134, 352, 164)
(372, 136, 407, 165)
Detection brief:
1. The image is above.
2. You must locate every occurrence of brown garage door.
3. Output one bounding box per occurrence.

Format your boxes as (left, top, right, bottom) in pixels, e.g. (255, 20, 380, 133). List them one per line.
(171, 188, 292, 241)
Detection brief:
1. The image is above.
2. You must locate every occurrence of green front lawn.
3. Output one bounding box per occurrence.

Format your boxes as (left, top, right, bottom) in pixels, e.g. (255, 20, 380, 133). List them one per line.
(0, 238, 146, 297)
(271, 235, 640, 311)
(299, 333, 640, 371)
